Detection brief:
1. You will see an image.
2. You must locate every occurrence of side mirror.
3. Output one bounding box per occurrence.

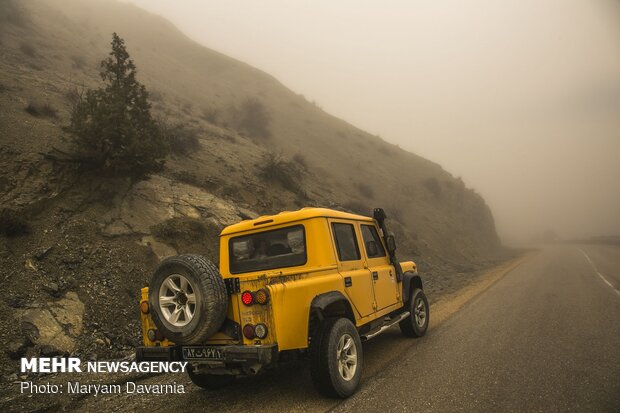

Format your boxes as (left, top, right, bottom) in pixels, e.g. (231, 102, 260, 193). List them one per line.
(366, 240, 378, 257)
(386, 234, 396, 255)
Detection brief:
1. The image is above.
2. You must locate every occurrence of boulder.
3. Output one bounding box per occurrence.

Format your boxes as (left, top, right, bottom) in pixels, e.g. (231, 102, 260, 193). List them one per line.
(18, 291, 85, 355)
(102, 175, 243, 236)
(140, 236, 177, 260)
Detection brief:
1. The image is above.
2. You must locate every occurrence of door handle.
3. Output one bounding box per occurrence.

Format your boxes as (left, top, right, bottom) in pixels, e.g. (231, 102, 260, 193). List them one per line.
(344, 277, 352, 287)
(372, 271, 378, 280)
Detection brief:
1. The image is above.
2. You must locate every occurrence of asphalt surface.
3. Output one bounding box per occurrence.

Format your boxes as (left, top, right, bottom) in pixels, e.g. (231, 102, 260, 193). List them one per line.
(340, 245, 620, 412)
(6, 245, 620, 412)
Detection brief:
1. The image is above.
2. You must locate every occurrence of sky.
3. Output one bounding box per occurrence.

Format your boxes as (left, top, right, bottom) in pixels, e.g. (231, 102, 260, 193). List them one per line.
(127, 0, 620, 243)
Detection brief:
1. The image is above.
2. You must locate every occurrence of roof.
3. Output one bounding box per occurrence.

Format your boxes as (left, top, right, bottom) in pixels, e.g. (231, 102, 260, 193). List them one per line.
(220, 207, 374, 236)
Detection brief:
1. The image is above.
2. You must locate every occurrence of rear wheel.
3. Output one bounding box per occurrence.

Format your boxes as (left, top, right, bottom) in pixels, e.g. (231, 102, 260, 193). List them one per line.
(399, 288, 429, 337)
(310, 318, 363, 398)
(188, 368, 235, 389)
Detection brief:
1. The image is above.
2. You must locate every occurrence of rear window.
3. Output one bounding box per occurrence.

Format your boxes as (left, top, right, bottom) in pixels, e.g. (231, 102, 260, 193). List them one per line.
(229, 225, 307, 274)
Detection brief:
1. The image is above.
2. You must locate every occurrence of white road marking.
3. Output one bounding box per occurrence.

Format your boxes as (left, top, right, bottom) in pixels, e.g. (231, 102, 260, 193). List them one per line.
(580, 248, 620, 297)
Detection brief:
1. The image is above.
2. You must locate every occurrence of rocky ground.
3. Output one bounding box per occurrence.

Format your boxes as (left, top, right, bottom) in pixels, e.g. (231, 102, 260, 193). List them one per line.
(0, 172, 264, 383)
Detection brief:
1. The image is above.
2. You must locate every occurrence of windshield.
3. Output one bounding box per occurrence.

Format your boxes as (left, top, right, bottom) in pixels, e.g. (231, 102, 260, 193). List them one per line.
(229, 225, 307, 274)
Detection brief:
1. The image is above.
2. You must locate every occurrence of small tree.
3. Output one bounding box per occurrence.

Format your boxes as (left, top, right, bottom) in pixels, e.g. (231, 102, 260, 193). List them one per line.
(67, 33, 168, 177)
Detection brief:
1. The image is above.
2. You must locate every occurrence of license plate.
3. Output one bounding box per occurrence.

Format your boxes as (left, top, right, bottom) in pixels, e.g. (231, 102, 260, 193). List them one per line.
(182, 346, 224, 360)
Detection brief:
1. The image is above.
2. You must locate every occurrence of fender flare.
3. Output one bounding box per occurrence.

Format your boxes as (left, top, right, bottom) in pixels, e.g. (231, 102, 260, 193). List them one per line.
(310, 291, 354, 321)
(402, 271, 423, 302)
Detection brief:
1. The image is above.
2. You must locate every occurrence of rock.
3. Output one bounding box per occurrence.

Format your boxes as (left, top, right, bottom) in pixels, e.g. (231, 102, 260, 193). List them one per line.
(237, 206, 259, 220)
(18, 291, 85, 355)
(24, 258, 37, 271)
(43, 281, 60, 296)
(102, 220, 132, 237)
(34, 246, 53, 260)
(5, 373, 18, 382)
(20, 308, 75, 354)
(139, 236, 177, 260)
(40, 345, 63, 357)
(102, 175, 241, 236)
(6, 336, 29, 359)
(49, 291, 85, 336)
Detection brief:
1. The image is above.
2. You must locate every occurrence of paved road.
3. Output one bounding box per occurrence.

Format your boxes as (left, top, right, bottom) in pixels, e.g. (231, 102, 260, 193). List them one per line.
(9, 245, 620, 412)
(340, 245, 620, 412)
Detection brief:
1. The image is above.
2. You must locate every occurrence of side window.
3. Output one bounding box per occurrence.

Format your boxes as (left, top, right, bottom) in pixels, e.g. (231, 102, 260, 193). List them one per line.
(361, 225, 386, 258)
(332, 223, 361, 261)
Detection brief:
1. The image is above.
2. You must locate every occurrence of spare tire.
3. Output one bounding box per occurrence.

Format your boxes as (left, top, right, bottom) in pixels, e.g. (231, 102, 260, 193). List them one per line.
(149, 255, 227, 344)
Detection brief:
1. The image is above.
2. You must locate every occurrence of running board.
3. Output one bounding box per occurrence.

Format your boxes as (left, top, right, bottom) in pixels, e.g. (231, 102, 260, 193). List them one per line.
(361, 311, 410, 341)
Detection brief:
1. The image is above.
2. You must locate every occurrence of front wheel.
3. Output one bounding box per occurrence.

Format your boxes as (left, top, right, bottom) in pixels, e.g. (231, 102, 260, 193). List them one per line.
(399, 288, 429, 337)
(310, 318, 363, 398)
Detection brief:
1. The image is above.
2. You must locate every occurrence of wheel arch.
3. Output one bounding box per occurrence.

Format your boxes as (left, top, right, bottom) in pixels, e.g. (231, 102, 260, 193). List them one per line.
(308, 291, 355, 341)
(402, 272, 423, 302)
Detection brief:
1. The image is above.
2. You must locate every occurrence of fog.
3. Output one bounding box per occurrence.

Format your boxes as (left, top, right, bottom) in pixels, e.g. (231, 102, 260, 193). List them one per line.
(127, 0, 620, 243)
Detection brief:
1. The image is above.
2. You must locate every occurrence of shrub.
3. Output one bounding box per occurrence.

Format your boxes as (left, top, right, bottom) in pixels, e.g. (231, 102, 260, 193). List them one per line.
(202, 107, 219, 124)
(258, 153, 305, 197)
(0, 208, 29, 237)
(236, 97, 271, 139)
(162, 123, 201, 156)
(172, 170, 200, 186)
(71, 55, 85, 70)
(25, 101, 58, 118)
(66, 33, 168, 178)
(292, 153, 308, 170)
(64, 87, 81, 105)
(356, 182, 374, 199)
(423, 177, 442, 198)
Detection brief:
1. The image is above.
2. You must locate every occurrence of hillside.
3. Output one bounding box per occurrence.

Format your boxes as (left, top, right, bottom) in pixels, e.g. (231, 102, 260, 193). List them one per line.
(0, 0, 504, 379)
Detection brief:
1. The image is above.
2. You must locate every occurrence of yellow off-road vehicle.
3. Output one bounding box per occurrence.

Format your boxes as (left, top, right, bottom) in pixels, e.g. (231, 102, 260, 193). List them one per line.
(136, 207, 428, 397)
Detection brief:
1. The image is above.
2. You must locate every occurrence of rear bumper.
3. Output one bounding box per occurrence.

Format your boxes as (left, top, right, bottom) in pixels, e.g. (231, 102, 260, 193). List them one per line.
(136, 346, 182, 362)
(136, 344, 278, 371)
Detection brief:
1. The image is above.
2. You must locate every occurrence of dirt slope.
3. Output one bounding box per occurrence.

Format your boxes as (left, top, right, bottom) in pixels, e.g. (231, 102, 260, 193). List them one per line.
(0, 0, 505, 381)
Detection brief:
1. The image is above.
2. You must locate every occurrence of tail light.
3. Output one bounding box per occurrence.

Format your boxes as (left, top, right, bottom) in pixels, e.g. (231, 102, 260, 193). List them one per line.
(255, 289, 270, 305)
(243, 324, 255, 339)
(241, 291, 254, 306)
(254, 323, 268, 339)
